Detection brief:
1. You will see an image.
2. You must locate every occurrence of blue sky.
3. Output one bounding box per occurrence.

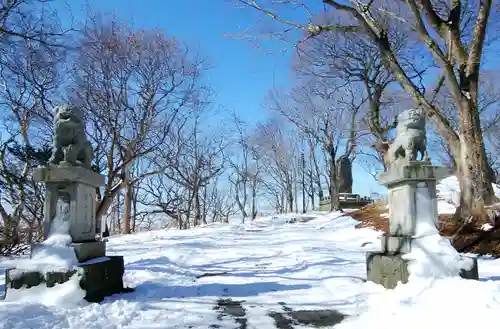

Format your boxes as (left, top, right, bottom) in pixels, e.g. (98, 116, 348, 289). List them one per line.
(55, 0, 386, 197)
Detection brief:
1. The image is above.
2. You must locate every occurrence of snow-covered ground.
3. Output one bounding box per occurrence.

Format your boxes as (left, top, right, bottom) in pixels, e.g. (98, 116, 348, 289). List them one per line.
(1, 176, 500, 328)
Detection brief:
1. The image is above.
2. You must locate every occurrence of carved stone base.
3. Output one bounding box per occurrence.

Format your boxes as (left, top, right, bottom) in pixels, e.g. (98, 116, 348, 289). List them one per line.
(366, 252, 479, 289)
(4, 256, 133, 303)
(366, 252, 410, 289)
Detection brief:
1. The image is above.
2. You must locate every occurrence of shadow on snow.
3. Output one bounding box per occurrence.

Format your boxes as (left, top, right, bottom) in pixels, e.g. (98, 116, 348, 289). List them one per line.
(125, 281, 312, 301)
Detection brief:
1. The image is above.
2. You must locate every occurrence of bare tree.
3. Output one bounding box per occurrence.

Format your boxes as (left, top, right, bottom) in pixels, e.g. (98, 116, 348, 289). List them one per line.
(293, 13, 414, 147)
(161, 108, 226, 227)
(235, 0, 500, 220)
(227, 113, 263, 221)
(70, 17, 210, 233)
(253, 118, 298, 213)
(213, 186, 238, 223)
(266, 80, 365, 211)
(136, 173, 185, 229)
(0, 0, 72, 49)
(0, 0, 67, 253)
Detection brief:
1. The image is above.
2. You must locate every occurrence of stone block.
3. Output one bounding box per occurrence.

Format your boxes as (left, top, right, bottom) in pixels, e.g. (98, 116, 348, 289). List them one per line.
(379, 162, 450, 187)
(380, 235, 412, 254)
(387, 183, 417, 235)
(366, 252, 409, 289)
(34, 166, 104, 242)
(383, 168, 443, 236)
(42, 181, 98, 242)
(33, 166, 104, 187)
(71, 241, 106, 263)
(366, 252, 479, 289)
(460, 256, 479, 280)
(4, 256, 133, 303)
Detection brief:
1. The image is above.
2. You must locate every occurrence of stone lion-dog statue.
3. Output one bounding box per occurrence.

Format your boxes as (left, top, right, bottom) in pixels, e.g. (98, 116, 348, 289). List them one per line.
(48, 104, 93, 168)
(385, 108, 429, 168)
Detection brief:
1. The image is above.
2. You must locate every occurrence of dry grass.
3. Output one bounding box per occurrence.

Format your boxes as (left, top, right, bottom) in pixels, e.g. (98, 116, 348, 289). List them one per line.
(348, 201, 500, 257)
(348, 202, 388, 232)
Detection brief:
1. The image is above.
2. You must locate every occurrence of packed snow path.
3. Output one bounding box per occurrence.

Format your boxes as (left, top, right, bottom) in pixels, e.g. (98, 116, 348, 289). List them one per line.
(1, 212, 500, 329)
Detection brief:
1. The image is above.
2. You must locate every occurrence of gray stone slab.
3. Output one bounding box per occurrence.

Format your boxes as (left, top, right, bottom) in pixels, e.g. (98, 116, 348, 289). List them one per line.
(387, 183, 417, 235)
(460, 256, 479, 280)
(71, 241, 106, 263)
(384, 167, 441, 236)
(34, 166, 104, 187)
(366, 252, 409, 289)
(379, 162, 449, 186)
(366, 252, 479, 289)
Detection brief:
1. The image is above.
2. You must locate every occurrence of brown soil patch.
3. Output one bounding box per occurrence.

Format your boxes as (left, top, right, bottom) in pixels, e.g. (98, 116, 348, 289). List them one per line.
(348, 201, 500, 257)
(349, 201, 388, 232)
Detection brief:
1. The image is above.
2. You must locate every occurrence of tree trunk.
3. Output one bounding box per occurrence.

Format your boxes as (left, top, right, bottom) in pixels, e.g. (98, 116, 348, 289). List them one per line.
(185, 211, 190, 229)
(455, 100, 495, 218)
(132, 185, 138, 233)
(123, 179, 132, 234)
(27, 224, 34, 245)
(235, 180, 248, 219)
(96, 180, 123, 223)
(308, 139, 323, 200)
(202, 186, 208, 225)
(116, 191, 122, 234)
(293, 175, 299, 213)
(310, 170, 315, 210)
(280, 191, 285, 214)
(194, 188, 201, 226)
(177, 207, 182, 230)
(287, 179, 294, 213)
(302, 162, 306, 213)
(251, 182, 257, 220)
(329, 155, 341, 212)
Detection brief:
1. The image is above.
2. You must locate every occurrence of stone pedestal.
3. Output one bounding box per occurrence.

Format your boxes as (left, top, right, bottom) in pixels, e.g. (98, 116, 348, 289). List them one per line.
(378, 162, 448, 237)
(366, 161, 479, 288)
(33, 166, 104, 242)
(3, 165, 132, 302)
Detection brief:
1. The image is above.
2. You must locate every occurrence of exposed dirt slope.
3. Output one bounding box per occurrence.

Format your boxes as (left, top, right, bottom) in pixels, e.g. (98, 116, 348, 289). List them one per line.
(348, 201, 500, 257)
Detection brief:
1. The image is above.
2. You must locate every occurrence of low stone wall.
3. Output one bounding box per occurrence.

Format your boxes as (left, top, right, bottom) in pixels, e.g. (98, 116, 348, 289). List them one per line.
(319, 194, 373, 211)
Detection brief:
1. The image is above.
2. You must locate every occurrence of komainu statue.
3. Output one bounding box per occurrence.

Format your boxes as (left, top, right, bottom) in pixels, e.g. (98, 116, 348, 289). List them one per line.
(385, 108, 429, 168)
(48, 104, 93, 168)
